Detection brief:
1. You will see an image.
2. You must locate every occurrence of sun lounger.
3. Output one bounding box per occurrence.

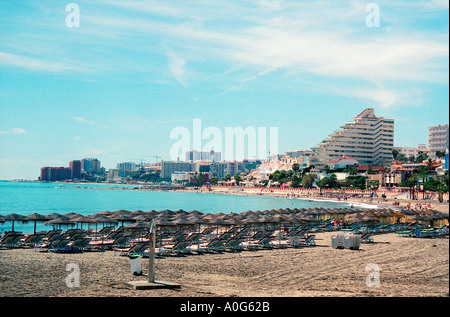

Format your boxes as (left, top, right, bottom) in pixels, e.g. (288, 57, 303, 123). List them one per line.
(299, 234, 316, 247)
(190, 238, 226, 253)
(361, 232, 374, 243)
(184, 232, 201, 242)
(245, 237, 274, 250)
(114, 242, 149, 257)
(220, 238, 245, 251)
(158, 241, 193, 256)
(397, 230, 413, 237)
(48, 239, 71, 252)
(1, 233, 25, 248)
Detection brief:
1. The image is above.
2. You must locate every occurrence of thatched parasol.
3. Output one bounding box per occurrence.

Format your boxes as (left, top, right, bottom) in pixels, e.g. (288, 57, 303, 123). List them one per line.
(4, 213, 27, 231)
(25, 213, 50, 234)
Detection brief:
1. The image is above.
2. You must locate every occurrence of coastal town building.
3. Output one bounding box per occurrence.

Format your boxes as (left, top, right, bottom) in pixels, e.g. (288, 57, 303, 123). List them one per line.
(40, 167, 72, 181)
(81, 158, 102, 173)
(428, 124, 449, 158)
(310, 108, 394, 168)
(326, 155, 359, 169)
(161, 161, 197, 179)
(116, 161, 138, 172)
(393, 144, 428, 159)
(69, 160, 82, 179)
(186, 150, 221, 162)
(285, 150, 312, 158)
(209, 161, 245, 179)
(171, 171, 199, 183)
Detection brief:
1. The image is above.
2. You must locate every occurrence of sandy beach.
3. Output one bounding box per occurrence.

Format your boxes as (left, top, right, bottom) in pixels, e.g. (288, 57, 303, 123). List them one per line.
(0, 231, 447, 297)
(201, 186, 450, 214)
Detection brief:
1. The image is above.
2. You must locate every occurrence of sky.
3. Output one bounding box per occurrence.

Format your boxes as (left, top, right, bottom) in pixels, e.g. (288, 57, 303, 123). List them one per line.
(0, 0, 448, 180)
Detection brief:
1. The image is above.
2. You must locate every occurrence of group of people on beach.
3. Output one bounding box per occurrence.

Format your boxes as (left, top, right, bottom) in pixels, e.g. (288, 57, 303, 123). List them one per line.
(330, 218, 347, 229)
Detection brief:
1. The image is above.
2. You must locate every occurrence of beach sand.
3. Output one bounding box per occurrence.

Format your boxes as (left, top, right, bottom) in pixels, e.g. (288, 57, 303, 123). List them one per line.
(1, 231, 448, 297)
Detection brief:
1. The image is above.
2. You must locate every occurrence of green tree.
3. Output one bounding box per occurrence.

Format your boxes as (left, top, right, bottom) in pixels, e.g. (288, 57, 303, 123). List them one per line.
(392, 149, 399, 160)
(417, 166, 429, 199)
(197, 173, 207, 185)
(301, 173, 317, 188)
(292, 163, 300, 174)
(435, 150, 446, 160)
(291, 175, 300, 188)
(234, 174, 242, 186)
(348, 167, 358, 176)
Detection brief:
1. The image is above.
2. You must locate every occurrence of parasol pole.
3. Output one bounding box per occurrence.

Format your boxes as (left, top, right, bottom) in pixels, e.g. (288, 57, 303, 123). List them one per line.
(149, 219, 156, 283)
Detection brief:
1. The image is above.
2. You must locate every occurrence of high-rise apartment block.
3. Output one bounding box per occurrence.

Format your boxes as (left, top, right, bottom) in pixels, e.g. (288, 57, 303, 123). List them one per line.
(81, 158, 101, 173)
(311, 108, 394, 167)
(428, 124, 449, 158)
(116, 162, 138, 171)
(40, 167, 72, 181)
(161, 161, 197, 179)
(69, 160, 82, 179)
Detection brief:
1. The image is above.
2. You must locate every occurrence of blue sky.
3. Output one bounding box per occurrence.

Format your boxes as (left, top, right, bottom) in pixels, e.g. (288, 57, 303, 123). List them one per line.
(0, 0, 448, 179)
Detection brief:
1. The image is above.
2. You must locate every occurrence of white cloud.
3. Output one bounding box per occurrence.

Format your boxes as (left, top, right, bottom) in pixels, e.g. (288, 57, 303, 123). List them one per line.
(167, 51, 187, 87)
(0, 128, 27, 135)
(0, 51, 90, 73)
(73, 117, 96, 125)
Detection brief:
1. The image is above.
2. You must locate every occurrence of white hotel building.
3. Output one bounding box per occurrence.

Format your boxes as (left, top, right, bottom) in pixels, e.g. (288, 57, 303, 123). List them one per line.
(428, 124, 449, 158)
(311, 108, 394, 168)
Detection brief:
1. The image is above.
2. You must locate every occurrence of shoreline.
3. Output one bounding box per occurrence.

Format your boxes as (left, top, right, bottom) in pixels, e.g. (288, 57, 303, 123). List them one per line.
(199, 186, 449, 214)
(41, 181, 450, 214)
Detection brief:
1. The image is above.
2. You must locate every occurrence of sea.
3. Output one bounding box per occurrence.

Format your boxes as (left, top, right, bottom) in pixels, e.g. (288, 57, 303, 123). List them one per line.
(0, 181, 356, 234)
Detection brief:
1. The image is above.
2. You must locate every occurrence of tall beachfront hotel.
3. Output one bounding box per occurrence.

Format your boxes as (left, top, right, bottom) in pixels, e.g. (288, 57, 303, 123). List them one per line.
(310, 108, 394, 168)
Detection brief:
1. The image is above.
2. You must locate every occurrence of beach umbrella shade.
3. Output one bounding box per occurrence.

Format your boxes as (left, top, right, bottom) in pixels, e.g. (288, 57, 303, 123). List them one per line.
(154, 217, 174, 227)
(0, 215, 5, 223)
(25, 213, 50, 234)
(72, 216, 97, 231)
(44, 217, 74, 230)
(45, 213, 63, 220)
(160, 209, 176, 216)
(175, 209, 188, 215)
(188, 210, 204, 217)
(110, 214, 136, 227)
(125, 222, 150, 241)
(64, 212, 83, 219)
(297, 215, 320, 223)
(92, 215, 118, 232)
(95, 210, 114, 216)
(346, 214, 379, 224)
(241, 210, 256, 217)
(131, 210, 146, 216)
(114, 209, 132, 215)
(133, 214, 154, 222)
(172, 218, 195, 232)
(5, 213, 27, 231)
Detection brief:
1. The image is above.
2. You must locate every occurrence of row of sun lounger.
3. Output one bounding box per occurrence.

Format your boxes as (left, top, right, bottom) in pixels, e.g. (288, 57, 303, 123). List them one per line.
(113, 226, 317, 257)
(397, 227, 449, 239)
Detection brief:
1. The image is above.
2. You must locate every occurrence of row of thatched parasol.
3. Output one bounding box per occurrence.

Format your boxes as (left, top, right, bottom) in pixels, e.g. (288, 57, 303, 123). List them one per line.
(1, 207, 448, 233)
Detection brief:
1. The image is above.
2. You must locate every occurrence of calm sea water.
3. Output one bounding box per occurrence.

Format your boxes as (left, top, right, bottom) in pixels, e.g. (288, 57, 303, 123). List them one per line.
(0, 181, 351, 233)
